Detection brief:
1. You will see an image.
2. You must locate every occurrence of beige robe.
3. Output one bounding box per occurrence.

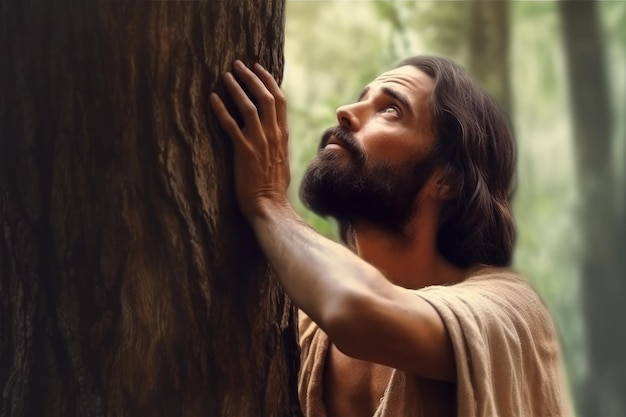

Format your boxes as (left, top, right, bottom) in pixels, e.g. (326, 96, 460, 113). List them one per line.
(298, 268, 574, 417)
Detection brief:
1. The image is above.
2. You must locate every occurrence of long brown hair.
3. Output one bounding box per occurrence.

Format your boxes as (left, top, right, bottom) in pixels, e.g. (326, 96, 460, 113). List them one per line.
(399, 56, 517, 268)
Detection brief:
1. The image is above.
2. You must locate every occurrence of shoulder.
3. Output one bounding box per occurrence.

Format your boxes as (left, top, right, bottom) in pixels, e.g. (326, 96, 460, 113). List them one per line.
(416, 268, 556, 342)
(415, 269, 572, 415)
(416, 266, 556, 339)
(452, 266, 532, 290)
(421, 266, 544, 307)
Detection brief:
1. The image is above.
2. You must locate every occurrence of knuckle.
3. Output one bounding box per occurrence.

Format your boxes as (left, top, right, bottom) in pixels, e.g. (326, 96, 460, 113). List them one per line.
(262, 93, 275, 106)
(243, 103, 258, 117)
(276, 92, 287, 106)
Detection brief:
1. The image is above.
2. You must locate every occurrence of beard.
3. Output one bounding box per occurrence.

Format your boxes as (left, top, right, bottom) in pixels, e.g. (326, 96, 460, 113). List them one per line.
(299, 126, 439, 236)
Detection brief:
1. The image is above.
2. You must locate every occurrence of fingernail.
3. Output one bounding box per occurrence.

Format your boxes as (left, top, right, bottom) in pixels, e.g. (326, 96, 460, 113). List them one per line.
(234, 60, 245, 69)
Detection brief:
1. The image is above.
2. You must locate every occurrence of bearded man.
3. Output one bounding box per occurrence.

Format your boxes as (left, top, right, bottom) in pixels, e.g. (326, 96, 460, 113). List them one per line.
(210, 56, 573, 417)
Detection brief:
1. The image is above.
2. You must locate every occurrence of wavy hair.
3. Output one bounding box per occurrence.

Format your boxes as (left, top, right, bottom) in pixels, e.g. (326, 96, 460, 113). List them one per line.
(398, 56, 517, 268)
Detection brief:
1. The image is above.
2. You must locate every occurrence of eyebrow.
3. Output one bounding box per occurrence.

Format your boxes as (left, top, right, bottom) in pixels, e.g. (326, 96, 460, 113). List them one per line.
(358, 86, 414, 116)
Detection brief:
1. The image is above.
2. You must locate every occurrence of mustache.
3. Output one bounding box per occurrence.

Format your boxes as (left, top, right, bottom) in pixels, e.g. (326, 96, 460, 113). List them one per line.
(319, 126, 364, 159)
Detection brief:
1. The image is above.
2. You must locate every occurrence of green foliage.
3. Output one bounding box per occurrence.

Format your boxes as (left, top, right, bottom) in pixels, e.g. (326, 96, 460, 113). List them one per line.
(283, 2, 626, 413)
(405, 2, 467, 58)
(284, 1, 399, 239)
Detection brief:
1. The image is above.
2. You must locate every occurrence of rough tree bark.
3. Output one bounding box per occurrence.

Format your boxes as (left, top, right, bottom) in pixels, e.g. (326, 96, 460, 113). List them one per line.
(558, 2, 626, 416)
(0, 1, 302, 417)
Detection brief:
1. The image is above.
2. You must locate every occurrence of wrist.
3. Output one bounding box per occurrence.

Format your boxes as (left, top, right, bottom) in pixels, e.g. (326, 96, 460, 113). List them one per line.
(245, 195, 294, 227)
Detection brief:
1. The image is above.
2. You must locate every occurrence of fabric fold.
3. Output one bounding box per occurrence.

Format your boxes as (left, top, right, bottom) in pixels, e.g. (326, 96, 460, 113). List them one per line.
(298, 267, 574, 417)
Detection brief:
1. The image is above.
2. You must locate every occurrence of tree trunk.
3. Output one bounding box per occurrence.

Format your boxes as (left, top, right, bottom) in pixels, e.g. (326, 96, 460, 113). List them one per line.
(466, 0, 512, 115)
(558, 2, 626, 416)
(0, 2, 302, 417)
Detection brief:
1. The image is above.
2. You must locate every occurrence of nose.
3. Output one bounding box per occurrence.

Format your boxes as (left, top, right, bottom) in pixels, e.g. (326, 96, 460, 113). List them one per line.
(336, 102, 362, 131)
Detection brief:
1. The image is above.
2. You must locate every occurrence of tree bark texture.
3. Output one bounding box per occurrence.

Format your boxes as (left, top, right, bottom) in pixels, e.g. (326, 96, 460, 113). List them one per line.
(558, 2, 626, 416)
(466, 0, 512, 115)
(0, 2, 302, 417)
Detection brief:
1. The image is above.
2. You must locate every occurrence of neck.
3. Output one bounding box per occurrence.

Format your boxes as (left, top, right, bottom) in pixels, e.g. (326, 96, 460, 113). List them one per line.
(351, 207, 468, 289)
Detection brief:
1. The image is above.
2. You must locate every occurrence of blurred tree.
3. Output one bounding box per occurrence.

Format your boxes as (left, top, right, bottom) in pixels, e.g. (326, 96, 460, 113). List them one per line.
(284, 2, 625, 416)
(0, 2, 302, 417)
(466, 0, 512, 114)
(369, 1, 588, 409)
(559, 1, 626, 416)
(375, 1, 511, 113)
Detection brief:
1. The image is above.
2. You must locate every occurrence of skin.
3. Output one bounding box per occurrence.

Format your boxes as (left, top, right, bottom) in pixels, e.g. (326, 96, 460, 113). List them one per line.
(210, 61, 472, 417)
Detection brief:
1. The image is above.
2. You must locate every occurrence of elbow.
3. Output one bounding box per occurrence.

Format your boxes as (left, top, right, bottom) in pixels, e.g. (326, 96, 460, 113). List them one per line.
(320, 278, 387, 359)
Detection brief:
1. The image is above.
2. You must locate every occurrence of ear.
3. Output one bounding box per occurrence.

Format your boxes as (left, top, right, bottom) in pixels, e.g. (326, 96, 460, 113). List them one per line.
(426, 167, 456, 201)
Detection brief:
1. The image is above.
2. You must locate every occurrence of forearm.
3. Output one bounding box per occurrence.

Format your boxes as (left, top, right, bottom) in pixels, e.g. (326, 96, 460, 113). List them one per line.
(211, 61, 458, 380)
(250, 202, 387, 330)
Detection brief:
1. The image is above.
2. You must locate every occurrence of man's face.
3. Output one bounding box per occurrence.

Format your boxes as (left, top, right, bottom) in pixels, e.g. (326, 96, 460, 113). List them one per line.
(300, 66, 438, 234)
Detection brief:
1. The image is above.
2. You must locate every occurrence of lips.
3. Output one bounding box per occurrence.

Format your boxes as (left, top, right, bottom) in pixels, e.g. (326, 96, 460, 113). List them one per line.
(325, 134, 345, 148)
(318, 127, 364, 163)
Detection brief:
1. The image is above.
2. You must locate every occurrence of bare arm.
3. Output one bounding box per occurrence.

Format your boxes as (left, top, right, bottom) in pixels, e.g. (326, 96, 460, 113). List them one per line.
(209, 62, 456, 381)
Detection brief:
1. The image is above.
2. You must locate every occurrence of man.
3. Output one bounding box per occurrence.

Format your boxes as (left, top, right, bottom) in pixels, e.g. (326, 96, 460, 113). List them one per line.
(210, 56, 573, 417)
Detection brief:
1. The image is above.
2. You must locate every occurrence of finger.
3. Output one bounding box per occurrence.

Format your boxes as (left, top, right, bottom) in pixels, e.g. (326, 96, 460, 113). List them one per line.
(252, 63, 289, 158)
(252, 63, 287, 127)
(222, 71, 264, 134)
(209, 92, 252, 152)
(232, 61, 278, 125)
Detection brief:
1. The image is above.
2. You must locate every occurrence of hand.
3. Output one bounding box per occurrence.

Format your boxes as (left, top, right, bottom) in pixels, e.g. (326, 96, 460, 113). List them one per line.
(210, 61, 291, 222)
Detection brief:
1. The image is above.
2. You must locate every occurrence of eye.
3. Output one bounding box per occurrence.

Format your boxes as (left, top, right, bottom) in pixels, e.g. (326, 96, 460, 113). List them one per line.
(381, 105, 401, 117)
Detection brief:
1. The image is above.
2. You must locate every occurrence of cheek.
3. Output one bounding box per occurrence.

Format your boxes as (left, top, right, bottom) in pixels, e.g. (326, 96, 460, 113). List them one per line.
(361, 129, 423, 164)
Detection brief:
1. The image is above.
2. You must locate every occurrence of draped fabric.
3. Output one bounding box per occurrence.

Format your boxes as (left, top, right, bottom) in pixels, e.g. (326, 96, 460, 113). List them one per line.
(298, 268, 574, 417)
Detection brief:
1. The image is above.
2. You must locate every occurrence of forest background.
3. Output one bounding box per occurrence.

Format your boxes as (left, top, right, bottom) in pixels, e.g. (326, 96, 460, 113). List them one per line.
(0, 1, 623, 416)
(282, 2, 625, 416)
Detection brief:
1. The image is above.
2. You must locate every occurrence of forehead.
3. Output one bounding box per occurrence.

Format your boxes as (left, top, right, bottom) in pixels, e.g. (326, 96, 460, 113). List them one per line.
(367, 65, 434, 106)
